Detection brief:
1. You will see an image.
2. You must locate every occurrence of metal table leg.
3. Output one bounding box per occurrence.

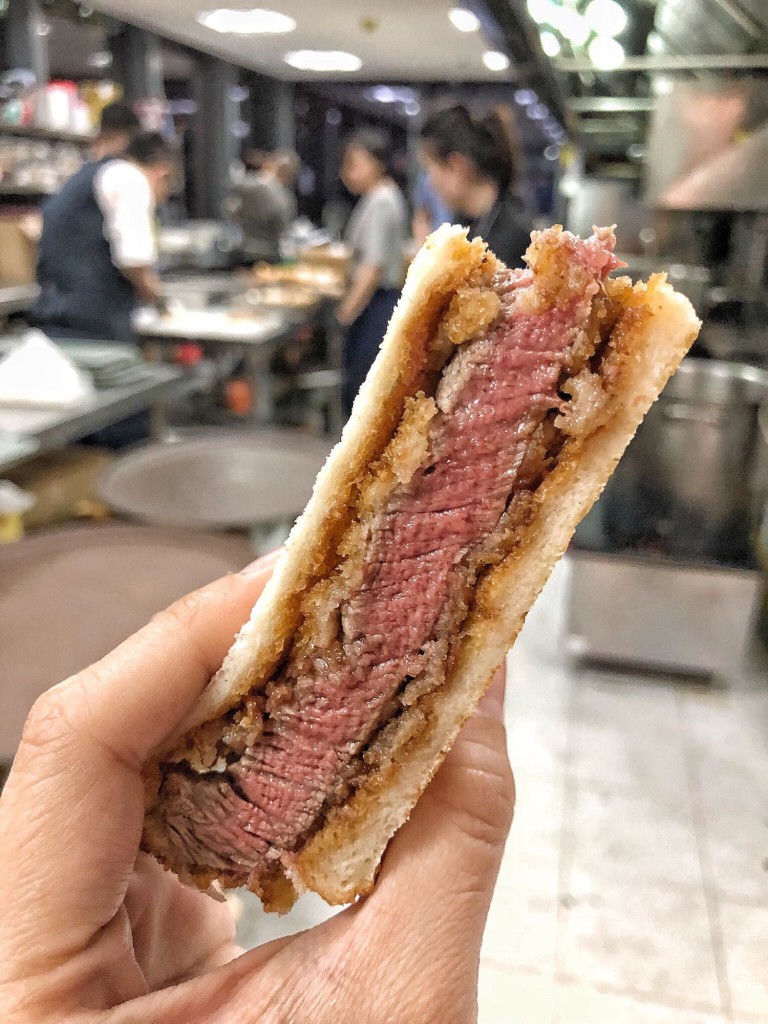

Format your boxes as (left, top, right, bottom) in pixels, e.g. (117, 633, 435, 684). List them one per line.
(243, 347, 276, 424)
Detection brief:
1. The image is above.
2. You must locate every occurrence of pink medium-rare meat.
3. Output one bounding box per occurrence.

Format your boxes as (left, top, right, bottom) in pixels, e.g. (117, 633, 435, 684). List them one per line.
(152, 228, 619, 885)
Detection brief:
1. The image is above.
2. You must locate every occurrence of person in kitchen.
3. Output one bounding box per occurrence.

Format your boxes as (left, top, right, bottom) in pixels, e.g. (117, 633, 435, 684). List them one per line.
(231, 147, 299, 264)
(31, 130, 175, 346)
(337, 127, 408, 417)
(88, 99, 141, 162)
(419, 103, 534, 269)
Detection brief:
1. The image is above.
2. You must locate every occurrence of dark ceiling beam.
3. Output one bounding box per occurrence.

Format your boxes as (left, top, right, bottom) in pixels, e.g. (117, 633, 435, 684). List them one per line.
(480, 0, 567, 123)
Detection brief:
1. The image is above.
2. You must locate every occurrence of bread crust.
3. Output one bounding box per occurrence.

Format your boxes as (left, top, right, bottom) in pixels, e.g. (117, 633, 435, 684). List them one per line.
(143, 227, 700, 908)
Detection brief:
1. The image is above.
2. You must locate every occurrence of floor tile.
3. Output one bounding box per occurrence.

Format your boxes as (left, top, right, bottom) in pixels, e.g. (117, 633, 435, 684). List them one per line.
(558, 877, 722, 1013)
(570, 717, 689, 803)
(553, 983, 726, 1023)
(483, 848, 560, 976)
(717, 901, 768, 1019)
(567, 783, 702, 890)
(479, 964, 555, 1024)
(507, 652, 574, 722)
(506, 713, 570, 784)
(571, 671, 679, 731)
(698, 807, 768, 906)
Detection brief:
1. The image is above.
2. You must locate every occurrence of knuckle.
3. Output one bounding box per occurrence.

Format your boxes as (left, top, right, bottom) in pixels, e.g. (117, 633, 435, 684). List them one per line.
(20, 684, 76, 753)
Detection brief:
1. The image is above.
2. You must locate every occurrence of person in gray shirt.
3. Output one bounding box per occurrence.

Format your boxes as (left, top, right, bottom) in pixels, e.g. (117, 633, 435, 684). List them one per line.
(231, 149, 299, 264)
(338, 129, 408, 415)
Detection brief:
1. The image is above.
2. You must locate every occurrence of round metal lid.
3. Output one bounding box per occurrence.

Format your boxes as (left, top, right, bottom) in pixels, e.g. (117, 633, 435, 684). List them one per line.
(98, 429, 333, 530)
(0, 522, 254, 760)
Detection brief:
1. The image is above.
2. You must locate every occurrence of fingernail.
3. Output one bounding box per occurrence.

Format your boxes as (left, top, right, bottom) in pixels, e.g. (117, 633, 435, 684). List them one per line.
(240, 549, 281, 574)
(478, 665, 506, 720)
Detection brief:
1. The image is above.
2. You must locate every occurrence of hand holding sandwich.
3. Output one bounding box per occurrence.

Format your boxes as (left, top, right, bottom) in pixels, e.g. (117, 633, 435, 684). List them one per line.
(0, 555, 514, 1024)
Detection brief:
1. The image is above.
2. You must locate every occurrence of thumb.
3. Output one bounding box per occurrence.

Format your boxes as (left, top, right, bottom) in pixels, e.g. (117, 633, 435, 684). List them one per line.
(356, 667, 515, 1017)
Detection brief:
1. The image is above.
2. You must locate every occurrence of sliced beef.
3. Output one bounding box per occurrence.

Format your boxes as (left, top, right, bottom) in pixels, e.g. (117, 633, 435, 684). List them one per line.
(152, 228, 620, 884)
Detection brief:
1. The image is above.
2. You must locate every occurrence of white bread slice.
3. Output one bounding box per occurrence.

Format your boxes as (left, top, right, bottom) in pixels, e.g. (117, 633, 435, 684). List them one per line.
(145, 225, 700, 908)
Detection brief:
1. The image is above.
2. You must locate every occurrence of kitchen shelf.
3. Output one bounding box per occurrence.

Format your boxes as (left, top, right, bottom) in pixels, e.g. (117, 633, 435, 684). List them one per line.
(0, 123, 94, 145)
(0, 184, 56, 197)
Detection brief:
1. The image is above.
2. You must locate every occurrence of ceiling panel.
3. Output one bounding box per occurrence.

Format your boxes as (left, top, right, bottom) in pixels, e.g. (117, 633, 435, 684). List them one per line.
(88, 0, 515, 82)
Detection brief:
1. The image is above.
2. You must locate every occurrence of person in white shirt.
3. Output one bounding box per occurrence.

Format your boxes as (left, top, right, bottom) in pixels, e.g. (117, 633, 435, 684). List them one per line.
(32, 131, 174, 344)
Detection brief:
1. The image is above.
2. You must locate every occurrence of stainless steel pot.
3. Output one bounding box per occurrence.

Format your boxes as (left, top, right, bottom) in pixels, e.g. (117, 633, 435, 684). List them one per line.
(756, 402, 768, 568)
(605, 359, 768, 561)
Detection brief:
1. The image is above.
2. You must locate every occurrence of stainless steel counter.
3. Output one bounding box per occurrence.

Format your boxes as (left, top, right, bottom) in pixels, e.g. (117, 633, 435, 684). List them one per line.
(0, 285, 40, 319)
(134, 300, 327, 425)
(0, 364, 192, 473)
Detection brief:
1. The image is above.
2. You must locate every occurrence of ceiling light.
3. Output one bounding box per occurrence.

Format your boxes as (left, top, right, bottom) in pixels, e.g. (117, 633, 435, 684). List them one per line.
(588, 35, 624, 70)
(544, 144, 560, 161)
(555, 7, 590, 47)
(405, 99, 421, 117)
(584, 0, 627, 38)
(514, 88, 537, 105)
(367, 85, 416, 104)
(483, 50, 510, 72)
(647, 31, 664, 54)
(527, 0, 553, 25)
(87, 50, 113, 69)
(448, 7, 480, 32)
(527, 102, 549, 120)
(540, 31, 560, 57)
(284, 50, 362, 72)
(197, 8, 296, 34)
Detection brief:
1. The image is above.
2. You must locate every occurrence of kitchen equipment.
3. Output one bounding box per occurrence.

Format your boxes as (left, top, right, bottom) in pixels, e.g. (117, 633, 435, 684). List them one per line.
(160, 275, 248, 310)
(567, 549, 761, 679)
(700, 297, 768, 364)
(98, 429, 332, 531)
(0, 523, 253, 760)
(243, 284, 318, 310)
(157, 221, 243, 272)
(603, 359, 768, 562)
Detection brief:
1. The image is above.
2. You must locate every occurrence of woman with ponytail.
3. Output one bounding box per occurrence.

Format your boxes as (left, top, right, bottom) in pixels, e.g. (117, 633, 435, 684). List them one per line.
(419, 104, 534, 267)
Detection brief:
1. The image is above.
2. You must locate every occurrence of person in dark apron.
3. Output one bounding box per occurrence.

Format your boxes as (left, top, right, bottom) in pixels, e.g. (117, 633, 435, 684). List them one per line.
(337, 129, 409, 417)
(419, 104, 534, 269)
(30, 131, 175, 446)
(31, 132, 174, 346)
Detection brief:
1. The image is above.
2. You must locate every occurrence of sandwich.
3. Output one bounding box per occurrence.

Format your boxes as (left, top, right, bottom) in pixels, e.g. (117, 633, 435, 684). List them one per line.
(142, 224, 700, 911)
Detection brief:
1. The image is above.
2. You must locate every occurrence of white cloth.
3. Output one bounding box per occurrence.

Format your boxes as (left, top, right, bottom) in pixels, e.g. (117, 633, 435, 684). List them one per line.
(94, 160, 157, 269)
(0, 330, 94, 407)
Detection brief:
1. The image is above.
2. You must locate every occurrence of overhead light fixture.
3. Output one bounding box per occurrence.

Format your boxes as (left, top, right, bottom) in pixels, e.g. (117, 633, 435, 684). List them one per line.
(588, 35, 624, 70)
(544, 144, 560, 161)
(526, 0, 553, 25)
(87, 50, 113, 69)
(647, 31, 664, 54)
(584, 0, 627, 38)
(514, 88, 537, 105)
(448, 7, 480, 32)
(540, 30, 560, 57)
(405, 99, 421, 117)
(527, 102, 549, 120)
(284, 50, 362, 72)
(555, 7, 590, 47)
(367, 85, 417, 105)
(196, 8, 296, 34)
(483, 50, 510, 72)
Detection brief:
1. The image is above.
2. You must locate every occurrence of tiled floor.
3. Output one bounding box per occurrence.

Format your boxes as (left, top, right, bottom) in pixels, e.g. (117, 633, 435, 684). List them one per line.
(235, 559, 768, 1024)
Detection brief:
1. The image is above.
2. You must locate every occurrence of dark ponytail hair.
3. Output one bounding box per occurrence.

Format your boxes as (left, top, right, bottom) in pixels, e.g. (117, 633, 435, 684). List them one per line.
(344, 127, 391, 175)
(420, 103, 521, 192)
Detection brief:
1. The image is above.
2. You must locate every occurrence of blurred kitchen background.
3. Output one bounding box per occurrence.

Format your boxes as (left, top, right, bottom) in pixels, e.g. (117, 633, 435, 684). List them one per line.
(0, 1, 766, 1022)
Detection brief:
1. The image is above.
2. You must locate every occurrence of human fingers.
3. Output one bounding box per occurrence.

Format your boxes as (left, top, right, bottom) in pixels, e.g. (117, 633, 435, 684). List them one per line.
(351, 666, 514, 1021)
(0, 559, 275, 979)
